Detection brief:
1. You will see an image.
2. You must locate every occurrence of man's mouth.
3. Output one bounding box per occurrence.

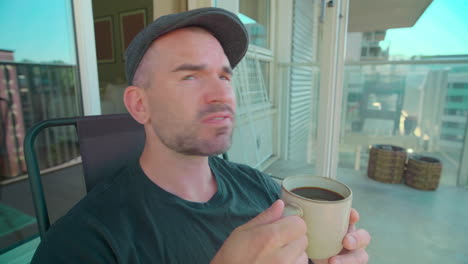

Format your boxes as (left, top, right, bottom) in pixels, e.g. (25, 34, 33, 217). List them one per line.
(201, 112, 233, 124)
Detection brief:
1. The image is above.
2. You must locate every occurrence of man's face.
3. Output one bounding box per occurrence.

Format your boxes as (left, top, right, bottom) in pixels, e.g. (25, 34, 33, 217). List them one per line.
(141, 27, 236, 156)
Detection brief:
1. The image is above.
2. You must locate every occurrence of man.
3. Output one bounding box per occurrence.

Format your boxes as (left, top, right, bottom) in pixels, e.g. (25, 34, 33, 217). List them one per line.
(32, 7, 370, 264)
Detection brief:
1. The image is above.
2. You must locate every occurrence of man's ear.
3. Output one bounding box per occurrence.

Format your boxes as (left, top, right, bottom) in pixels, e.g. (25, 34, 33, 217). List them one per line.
(123, 86, 150, 124)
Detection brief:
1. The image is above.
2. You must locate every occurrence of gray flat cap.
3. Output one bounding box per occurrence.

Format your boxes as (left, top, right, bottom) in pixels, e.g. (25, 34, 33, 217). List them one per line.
(125, 7, 248, 85)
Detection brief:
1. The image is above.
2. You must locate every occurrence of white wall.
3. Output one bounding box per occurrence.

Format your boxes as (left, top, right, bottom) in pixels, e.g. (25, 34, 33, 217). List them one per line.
(345, 32, 362, 62)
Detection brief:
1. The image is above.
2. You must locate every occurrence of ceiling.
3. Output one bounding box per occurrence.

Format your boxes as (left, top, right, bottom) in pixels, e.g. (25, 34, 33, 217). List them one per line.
(347, 0, 433, 32)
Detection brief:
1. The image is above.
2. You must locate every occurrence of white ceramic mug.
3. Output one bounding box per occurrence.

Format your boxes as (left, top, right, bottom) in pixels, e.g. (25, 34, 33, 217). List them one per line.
(281, 176, 352, 260)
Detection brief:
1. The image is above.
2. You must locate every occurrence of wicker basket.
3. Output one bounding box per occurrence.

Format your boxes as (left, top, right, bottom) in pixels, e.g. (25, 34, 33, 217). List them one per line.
(367, 144, 407, 183)
(405, 155, 442, 190)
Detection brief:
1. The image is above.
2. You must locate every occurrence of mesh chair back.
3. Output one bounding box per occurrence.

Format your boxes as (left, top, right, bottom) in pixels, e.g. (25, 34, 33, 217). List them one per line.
(24, 114, 144, 238)
(76, 114, 145, 192)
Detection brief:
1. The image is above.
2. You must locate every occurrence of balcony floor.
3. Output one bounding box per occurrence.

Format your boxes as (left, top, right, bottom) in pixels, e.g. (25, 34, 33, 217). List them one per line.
(266, 159, 468, 264)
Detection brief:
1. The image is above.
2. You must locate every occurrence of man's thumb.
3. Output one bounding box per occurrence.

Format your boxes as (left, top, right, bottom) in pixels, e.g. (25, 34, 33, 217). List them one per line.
(240, 200, 285, 230)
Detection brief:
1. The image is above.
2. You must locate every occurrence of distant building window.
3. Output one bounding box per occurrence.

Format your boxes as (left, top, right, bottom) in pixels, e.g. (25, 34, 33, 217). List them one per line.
(452, 83, 466, 89)
(361, 47, 367, 57)
(363, 32, 372, 41)
(441, 134, 463, 142)
(448, 96, 464, 102)
(444, 109, 467, 116)
(369, 47, 379, 57)
(442, 121, 463, 128)
(348, 93, 362, 102)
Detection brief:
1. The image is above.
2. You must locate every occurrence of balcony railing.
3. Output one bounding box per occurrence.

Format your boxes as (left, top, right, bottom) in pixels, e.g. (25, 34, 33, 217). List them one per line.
(0, 61, 82, 180)
(342, 59, 468, 186)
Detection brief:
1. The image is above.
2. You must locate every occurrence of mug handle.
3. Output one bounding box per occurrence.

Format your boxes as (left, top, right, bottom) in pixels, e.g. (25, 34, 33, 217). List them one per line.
(283, 202, 303, 217)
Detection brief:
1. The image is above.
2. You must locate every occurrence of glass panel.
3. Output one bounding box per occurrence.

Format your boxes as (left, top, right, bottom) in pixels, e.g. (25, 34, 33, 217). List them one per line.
(0, 0, 82, 250)
(226, 0, 324, 177)
(342, 0, 468, 187)
(340, 0, 468, 262)
(340, 63, 468, 185)
(239, 0, 271, 49)
(228, 53, 273, 168)
(92, 0, 154, 114)
(234, 57, 271, 109)
(258, 60, 271, 98)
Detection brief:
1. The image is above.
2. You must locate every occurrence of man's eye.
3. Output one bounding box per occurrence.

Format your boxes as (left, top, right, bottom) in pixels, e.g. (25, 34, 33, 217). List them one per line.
(220, 75, 231, 81)
(182, 75, 195, 80)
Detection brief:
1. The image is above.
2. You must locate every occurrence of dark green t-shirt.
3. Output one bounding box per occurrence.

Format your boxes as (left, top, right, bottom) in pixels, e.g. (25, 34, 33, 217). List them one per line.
(31, 157, 281, 263)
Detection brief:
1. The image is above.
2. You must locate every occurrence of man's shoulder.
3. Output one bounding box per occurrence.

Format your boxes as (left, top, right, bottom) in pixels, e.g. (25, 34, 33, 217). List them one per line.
(46, 163, 138, 236)
(32, 192, 121, 263)
(32, 164, 140, 262)
(209, 156, 280, 195)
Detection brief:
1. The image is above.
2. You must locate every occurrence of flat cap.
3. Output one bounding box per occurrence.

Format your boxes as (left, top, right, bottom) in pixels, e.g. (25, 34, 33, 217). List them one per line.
(125, 7, 248, 85)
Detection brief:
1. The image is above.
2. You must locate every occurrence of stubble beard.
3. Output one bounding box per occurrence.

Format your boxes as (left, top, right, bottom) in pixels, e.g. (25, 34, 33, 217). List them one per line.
(157, 125, 233, 156)
(154, 104, 235, 156)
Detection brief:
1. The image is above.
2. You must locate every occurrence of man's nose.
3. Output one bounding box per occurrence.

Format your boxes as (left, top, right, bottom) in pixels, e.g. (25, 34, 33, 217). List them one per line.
(203, 77, 235, 105)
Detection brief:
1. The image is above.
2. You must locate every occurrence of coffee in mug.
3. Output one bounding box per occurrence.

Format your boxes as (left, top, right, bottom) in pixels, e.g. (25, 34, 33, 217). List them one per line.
(291, 187, 345, 201)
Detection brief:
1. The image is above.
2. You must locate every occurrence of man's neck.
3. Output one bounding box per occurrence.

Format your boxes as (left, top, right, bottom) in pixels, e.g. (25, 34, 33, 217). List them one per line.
(139, 134, 217, 203)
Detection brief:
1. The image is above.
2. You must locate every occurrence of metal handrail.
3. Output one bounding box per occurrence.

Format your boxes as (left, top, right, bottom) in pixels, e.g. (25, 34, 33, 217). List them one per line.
(23, 117, 77, 239)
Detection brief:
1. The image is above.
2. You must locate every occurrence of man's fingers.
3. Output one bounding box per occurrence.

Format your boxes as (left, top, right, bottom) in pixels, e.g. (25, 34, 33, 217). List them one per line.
(294, 252, 309, 264)
(239, 200, 284, 230)
(343, 229, 371, 250)
(347, 209, 359, 232)
(276, 235, 308, 264)
(271, 215, 307, 246)
(349, 208, 359, 226)
(329, 248, 369, 264)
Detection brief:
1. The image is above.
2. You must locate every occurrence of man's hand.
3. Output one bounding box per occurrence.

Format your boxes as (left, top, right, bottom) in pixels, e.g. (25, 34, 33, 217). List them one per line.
(313, 208, 371, 264)
(211, 200, 309, 264)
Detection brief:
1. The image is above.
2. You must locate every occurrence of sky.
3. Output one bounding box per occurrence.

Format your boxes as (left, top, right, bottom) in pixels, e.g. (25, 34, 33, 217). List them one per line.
(385, 0, 468, 58)
(0, 0, 76, 64)
(0, 0, 467, 63)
